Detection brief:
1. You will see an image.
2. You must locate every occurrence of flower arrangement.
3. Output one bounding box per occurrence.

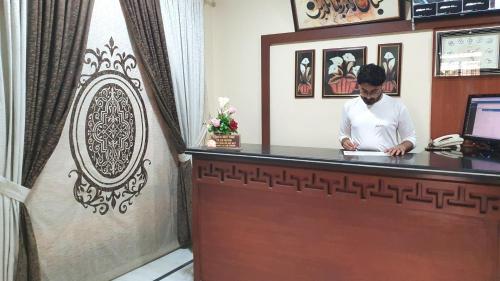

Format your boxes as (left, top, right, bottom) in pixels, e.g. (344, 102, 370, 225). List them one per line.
(207, 97, 238, 135)
(381, 51, 397, 93)
(206, 97, 240, 148)
(327, 52, 360, 94)
(297, 57, 312, 95)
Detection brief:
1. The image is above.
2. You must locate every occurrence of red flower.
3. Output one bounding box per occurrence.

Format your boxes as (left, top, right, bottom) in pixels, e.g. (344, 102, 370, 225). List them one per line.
(229, 119, 238, 131)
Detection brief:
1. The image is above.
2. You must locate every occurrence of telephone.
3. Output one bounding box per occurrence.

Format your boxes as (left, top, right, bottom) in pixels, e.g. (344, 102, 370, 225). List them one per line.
(426, 134, 464, 151)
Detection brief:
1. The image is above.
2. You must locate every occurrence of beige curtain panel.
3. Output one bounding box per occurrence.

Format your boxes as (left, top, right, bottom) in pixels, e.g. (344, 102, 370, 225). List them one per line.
(159, 0, 207, 250)
(0, 0, 27, 280)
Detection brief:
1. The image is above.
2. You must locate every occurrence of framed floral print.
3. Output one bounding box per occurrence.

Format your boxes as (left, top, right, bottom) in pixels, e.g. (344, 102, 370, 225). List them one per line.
(291, 0, 404, 31)
(295, 49, 315, 98)
(378, 43, 402, 96)
(322, 47, 366, 98)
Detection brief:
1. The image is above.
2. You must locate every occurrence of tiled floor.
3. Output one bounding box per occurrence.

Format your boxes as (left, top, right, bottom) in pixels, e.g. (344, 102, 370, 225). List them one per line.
(161, 263, 193, 281)
(113, 248, 193, 281)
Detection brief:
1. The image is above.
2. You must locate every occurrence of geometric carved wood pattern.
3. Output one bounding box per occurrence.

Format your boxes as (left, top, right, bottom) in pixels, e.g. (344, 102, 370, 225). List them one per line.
(195, 160, 500, 219)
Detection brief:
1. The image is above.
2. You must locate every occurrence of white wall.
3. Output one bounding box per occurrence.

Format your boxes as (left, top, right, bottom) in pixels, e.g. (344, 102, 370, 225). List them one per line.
(204, 0, 293, 144)
(205, 0, 432, 151)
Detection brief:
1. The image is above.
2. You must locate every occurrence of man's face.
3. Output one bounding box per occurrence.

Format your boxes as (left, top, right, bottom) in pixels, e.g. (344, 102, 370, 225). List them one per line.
(359, 83, 383, 105)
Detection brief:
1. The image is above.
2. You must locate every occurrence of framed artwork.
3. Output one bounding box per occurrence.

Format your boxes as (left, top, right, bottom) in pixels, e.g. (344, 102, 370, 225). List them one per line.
(322, 47, 366, 98)
(435, 26, 500, 77)
(291, 0, 404, 31)
(295, 49, 315, 98)
(378, 43, 402, 96)
(412, 0, 499, 21)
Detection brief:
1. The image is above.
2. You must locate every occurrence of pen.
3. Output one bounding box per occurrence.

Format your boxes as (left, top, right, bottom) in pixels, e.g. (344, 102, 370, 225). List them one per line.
(352, 139, 359, 151)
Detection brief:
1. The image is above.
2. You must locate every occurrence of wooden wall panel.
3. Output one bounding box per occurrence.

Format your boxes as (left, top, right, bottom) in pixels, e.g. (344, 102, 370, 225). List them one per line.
(430, 21, 500, 139)
(411, 17, 500, 139)
(431, 76, 500, 138)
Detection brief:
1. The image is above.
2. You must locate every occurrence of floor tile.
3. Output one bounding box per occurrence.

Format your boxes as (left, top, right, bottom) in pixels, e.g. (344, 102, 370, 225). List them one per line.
(113, 248, 193, 281)
(163, 263, 193, 281)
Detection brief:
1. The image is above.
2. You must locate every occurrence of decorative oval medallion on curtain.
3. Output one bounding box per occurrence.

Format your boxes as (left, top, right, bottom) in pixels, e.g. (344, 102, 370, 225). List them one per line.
(69, 37, 150, 215)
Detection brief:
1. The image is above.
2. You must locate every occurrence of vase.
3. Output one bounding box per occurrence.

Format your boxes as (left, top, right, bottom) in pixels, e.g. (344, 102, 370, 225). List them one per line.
(297, 83, 312, 95)
(211, 134, 241, 148)
(382, 80, 396, 93)
(329, 77, 357, 94)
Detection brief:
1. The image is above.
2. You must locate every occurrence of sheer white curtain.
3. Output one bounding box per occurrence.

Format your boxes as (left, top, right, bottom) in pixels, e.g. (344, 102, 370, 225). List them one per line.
(159, 0, 206, 149)
(0, 0, 28, 280)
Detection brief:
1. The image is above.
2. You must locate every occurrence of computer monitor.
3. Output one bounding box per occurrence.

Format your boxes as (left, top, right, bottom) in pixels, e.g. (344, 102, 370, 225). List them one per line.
(462, 94, 500, 143)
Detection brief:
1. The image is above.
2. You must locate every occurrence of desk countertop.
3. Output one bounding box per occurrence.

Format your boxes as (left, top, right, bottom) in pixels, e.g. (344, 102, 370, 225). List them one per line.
(186, 144, 500, 185)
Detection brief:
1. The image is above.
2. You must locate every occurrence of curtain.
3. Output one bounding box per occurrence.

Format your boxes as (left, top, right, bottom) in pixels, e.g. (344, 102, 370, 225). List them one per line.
(159, 0, 206, 248)
(159, 0, 205, 148)
(0, 0, 27, 280)
(119, 0, 193, 246)
(119, 0, 185, 153)
(19, 1, 94, 280)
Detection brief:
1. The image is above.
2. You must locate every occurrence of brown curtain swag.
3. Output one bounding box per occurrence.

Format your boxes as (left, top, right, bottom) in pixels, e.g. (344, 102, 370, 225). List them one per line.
(120, 0, 192, 247)
(18, 1, 95, 280)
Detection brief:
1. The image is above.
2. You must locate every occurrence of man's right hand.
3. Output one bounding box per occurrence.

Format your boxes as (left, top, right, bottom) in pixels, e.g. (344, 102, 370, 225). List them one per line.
(341, 138, 358, 151)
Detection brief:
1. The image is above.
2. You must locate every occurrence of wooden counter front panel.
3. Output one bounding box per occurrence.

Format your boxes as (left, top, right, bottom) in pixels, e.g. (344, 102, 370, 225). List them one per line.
(192, 160, 500, 281)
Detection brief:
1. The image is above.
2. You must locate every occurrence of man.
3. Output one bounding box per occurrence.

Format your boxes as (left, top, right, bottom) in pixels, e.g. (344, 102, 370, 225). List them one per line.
(339, 64, 416, 156)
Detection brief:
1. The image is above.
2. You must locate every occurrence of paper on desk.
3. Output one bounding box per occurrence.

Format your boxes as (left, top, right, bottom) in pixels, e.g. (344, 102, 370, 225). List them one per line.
(343, 151, 388, 156)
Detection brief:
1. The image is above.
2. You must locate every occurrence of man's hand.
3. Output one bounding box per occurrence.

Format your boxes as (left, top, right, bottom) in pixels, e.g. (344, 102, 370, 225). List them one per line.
(384, 141, 413, 156)
(341, 138, 358, 151)
(385, 144, 406, 156)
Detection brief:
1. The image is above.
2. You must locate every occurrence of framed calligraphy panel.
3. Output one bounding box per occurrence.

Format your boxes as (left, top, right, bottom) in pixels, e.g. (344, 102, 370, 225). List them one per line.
(291, 0, 404, 31)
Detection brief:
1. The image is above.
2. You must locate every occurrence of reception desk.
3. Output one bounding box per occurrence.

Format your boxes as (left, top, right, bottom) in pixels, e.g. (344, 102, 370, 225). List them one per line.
(186, 144, 500, 281)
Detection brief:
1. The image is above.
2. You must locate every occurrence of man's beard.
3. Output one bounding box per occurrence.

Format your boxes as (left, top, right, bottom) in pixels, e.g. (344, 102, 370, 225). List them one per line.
(361, 96, 378, 105)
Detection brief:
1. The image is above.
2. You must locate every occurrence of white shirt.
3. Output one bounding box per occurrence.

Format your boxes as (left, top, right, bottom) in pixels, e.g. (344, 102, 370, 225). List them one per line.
(339, 94, 416, 151)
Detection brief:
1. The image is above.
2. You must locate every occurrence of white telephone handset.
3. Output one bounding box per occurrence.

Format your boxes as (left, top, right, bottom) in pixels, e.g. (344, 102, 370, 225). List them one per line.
(425, 134, 464, 152)
(432, 134, 464, 147)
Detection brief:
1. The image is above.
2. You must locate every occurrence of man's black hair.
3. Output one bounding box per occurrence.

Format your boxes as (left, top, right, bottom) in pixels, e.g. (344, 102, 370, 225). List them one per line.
(356, 63, 386, 86)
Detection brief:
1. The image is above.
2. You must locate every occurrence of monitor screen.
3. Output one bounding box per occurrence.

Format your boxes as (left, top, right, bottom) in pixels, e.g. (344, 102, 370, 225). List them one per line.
(463, 94, 500, 142)
(412, 0, 500, 20)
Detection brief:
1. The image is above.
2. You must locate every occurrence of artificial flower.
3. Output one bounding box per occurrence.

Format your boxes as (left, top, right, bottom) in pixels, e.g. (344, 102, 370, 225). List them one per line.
(211, 118, 220, 127)
(229, 119, 238, 131)
(227, 106, 237, 114)
(218, 97, 230, 109)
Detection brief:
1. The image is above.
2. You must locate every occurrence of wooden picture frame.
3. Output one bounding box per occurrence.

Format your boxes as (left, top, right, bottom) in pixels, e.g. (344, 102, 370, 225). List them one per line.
(322, 47, 366, 98)
(295, 49, 315, 98)
(291, 0, 404, 31)
(378, 43, 402, 96)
